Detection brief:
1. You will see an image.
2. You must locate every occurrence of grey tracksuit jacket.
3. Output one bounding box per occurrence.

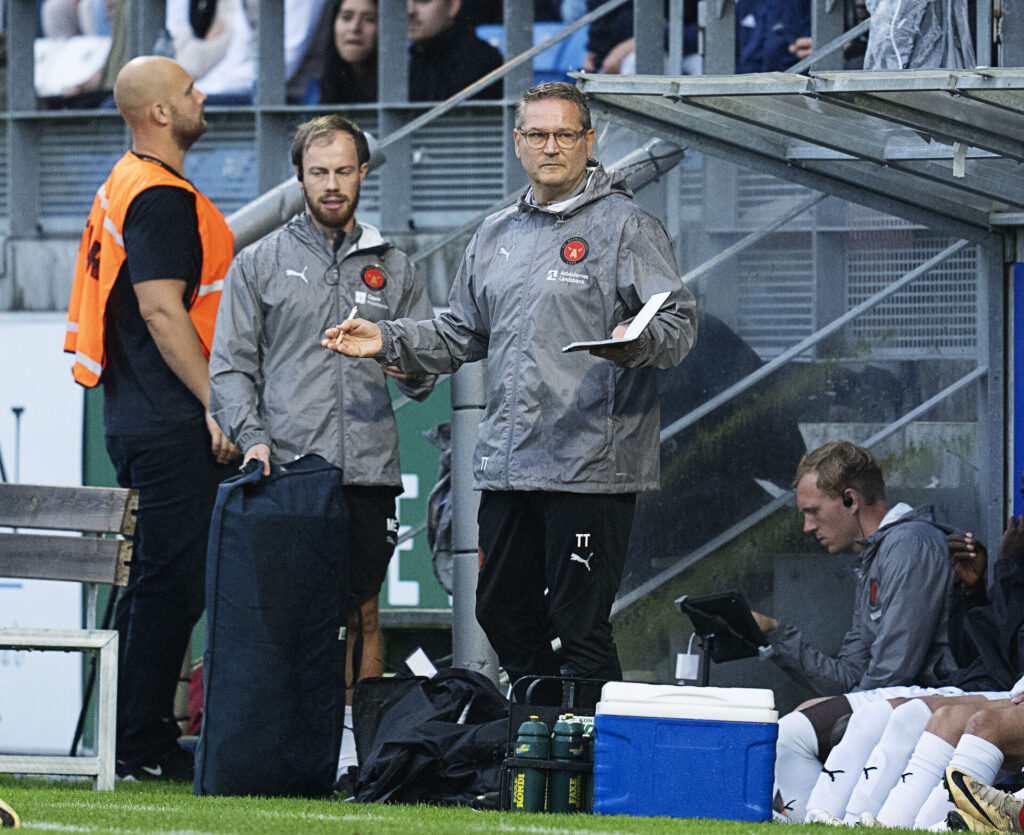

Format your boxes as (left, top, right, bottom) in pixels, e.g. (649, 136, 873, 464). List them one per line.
(209, 215, 436, 488)
(768, 504, 957, 696)
(377, 163, 697, 493)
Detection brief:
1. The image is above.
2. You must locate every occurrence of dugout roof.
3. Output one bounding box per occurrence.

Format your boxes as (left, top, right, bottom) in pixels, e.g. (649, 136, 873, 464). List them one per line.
(575, 69, 1024, 244)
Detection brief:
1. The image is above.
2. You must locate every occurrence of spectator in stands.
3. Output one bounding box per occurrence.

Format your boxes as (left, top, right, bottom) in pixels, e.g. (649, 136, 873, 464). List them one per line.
(166, 0, 255, 101)
(407, 0, 503, 100)
(579, 1, 699, 76)
(320, 0, 378, 104)
(42, 0, 129, 107)
(582, 0, 632, 74)
(166, 0, 328, 103)
(785, 0, 869, 71)
(41, 0, 110, 37)
(736, 0, 810, 73)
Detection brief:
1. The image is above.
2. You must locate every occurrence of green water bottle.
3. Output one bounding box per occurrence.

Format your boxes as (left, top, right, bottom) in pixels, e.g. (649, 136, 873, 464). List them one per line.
(582, 722, 595, 813)
(510, 715, 549, 812)
(549, 714, 586, 813)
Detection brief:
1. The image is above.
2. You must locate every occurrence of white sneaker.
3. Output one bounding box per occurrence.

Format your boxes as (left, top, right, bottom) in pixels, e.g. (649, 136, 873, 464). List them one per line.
(856, 812, 885, 828)
(806, 808, 847, 826)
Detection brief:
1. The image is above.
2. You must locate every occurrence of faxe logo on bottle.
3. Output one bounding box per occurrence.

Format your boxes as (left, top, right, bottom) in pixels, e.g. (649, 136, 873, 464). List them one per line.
(568, 777, 581, 807)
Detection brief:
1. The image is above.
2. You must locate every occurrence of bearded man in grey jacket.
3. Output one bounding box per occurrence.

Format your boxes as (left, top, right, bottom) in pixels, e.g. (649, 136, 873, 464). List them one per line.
(323, 82, 697, 703)
(209, 115, 436, 775)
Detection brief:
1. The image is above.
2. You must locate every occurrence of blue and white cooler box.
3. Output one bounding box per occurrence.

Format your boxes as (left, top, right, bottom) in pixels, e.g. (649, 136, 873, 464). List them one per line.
(592, 683, 778, 821)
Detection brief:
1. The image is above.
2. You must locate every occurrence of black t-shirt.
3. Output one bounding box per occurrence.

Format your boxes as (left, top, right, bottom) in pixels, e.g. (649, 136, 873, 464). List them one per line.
(102, 181, 206, 436)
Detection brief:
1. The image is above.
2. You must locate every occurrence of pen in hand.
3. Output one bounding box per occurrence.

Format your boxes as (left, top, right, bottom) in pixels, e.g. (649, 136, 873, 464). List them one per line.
(347, 305, 358, 322)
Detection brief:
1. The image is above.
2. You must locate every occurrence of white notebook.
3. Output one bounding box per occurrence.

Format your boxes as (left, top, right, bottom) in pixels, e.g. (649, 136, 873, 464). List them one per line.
(561, 291, 671, 353)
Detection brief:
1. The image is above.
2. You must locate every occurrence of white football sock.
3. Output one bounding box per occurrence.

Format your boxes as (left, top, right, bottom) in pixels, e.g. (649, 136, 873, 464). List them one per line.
(336, 703, 358, 780)
(909, 733, 1005, 829)
(804, 700, 894, 820)
(875, 731, 954, 827)
(774, 709, 822, 822)
(949, 733, 1005, 784)
(913, 782, 955, 830)
(844, 698, 932, 823)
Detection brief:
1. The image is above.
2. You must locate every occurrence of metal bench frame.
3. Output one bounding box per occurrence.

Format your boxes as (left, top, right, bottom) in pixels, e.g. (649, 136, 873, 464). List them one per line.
(0, 484, 136, 790)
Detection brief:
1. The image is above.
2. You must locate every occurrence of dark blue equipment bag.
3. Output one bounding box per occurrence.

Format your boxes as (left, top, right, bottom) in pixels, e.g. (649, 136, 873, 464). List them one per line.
(195, 455, 348, 797)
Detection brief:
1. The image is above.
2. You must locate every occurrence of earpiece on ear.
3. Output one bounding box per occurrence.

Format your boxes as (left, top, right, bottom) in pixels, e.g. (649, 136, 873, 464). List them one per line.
(843, 493, 854, 507)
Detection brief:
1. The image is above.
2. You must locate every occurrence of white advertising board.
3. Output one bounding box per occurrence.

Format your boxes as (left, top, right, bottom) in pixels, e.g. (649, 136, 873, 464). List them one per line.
(0, 312, 84, 754)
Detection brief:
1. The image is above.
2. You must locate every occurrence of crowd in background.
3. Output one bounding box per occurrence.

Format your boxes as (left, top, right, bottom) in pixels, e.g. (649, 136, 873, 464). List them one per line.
(29, 0, 977, 110)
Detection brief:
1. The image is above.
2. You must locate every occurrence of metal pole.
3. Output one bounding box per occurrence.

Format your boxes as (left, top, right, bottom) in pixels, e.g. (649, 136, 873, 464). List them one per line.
(449, 364, 499, 681)
(11, 407, 24, 483)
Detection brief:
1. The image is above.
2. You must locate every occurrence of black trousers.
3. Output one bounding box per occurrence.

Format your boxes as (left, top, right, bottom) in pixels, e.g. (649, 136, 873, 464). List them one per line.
(106, 423, 231, 764)
(475, 490, 636, 694)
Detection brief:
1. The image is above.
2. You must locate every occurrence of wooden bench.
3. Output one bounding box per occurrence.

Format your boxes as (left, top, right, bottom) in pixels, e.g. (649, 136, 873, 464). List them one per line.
(0, 483, 137, 790)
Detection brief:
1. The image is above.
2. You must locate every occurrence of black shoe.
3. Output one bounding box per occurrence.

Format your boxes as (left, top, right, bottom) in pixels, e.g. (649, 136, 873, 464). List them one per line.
(334, 766, 358, 798)
(116, 745, 194, 781)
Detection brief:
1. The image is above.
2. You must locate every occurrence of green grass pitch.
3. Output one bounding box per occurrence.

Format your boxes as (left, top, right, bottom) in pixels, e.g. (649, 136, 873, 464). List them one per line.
(0, 775, 924, 834)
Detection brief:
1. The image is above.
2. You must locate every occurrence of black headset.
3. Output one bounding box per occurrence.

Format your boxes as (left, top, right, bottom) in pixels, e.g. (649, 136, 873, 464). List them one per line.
(842, 492, 854, 507)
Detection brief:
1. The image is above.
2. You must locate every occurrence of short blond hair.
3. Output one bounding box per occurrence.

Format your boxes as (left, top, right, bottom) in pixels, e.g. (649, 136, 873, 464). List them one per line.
(793, 440, 886, 505)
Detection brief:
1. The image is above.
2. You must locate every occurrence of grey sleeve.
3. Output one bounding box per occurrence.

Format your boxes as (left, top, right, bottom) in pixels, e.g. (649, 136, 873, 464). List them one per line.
(390, 258, 439, 402)
(615, 213, 697, 370)
(767, 524, 951, 696)
(854, 526, 950, 690)
(380, 237, 489, 376)
(767, 622, 868, 697)
(208, 256, 269, 454)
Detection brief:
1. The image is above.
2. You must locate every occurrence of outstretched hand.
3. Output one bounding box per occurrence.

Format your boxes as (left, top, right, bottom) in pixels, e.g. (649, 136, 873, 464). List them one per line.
(322, 317, 383, 358)
(948, 530, 988, 588)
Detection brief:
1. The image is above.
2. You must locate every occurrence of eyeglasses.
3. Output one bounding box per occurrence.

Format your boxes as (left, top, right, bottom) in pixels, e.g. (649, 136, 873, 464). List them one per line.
(517, 129, 587, 150)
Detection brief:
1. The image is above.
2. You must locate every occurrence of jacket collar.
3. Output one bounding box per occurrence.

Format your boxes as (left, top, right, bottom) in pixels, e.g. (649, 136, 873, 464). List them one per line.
(516, 161, 631, 220)
(290, 213, 388, 261)
(853, 503, 937, 573)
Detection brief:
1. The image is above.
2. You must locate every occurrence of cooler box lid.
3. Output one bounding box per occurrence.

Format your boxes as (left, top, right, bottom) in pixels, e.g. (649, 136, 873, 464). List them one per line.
(596, 683, 778, 723)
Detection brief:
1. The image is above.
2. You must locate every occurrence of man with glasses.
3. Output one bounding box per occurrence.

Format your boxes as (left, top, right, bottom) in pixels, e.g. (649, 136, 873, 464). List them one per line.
(323, 82, 696, 704)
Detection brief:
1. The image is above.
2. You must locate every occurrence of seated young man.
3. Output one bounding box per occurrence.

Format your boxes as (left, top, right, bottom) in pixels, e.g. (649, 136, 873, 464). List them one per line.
(776, 505, 1024, 824)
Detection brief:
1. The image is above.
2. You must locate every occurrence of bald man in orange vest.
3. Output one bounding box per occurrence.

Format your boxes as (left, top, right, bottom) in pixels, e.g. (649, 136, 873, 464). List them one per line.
(65, 56, 237, 782)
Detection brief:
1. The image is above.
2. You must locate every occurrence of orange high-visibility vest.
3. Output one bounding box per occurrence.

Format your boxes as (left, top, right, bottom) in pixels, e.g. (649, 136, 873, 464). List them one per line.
(64, 152, 234, 387)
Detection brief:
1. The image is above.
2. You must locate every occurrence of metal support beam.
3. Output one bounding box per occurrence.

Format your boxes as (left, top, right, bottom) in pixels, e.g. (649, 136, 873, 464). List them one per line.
(699, 0, 735, 75)
(587, 96, 998, 241)
(256, 0, 286, 105)
(503, 0, 533, 196)
(378, 0, 411, 232)
(449, 365, 498, 680)
(131, 0, 166, 61)
(634, 0, 664, 75)
(680, 193, 826, 286)
(998, 0, 1024, 68)
(809, 0, 844, 71)
(661, 239, 971, 442)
